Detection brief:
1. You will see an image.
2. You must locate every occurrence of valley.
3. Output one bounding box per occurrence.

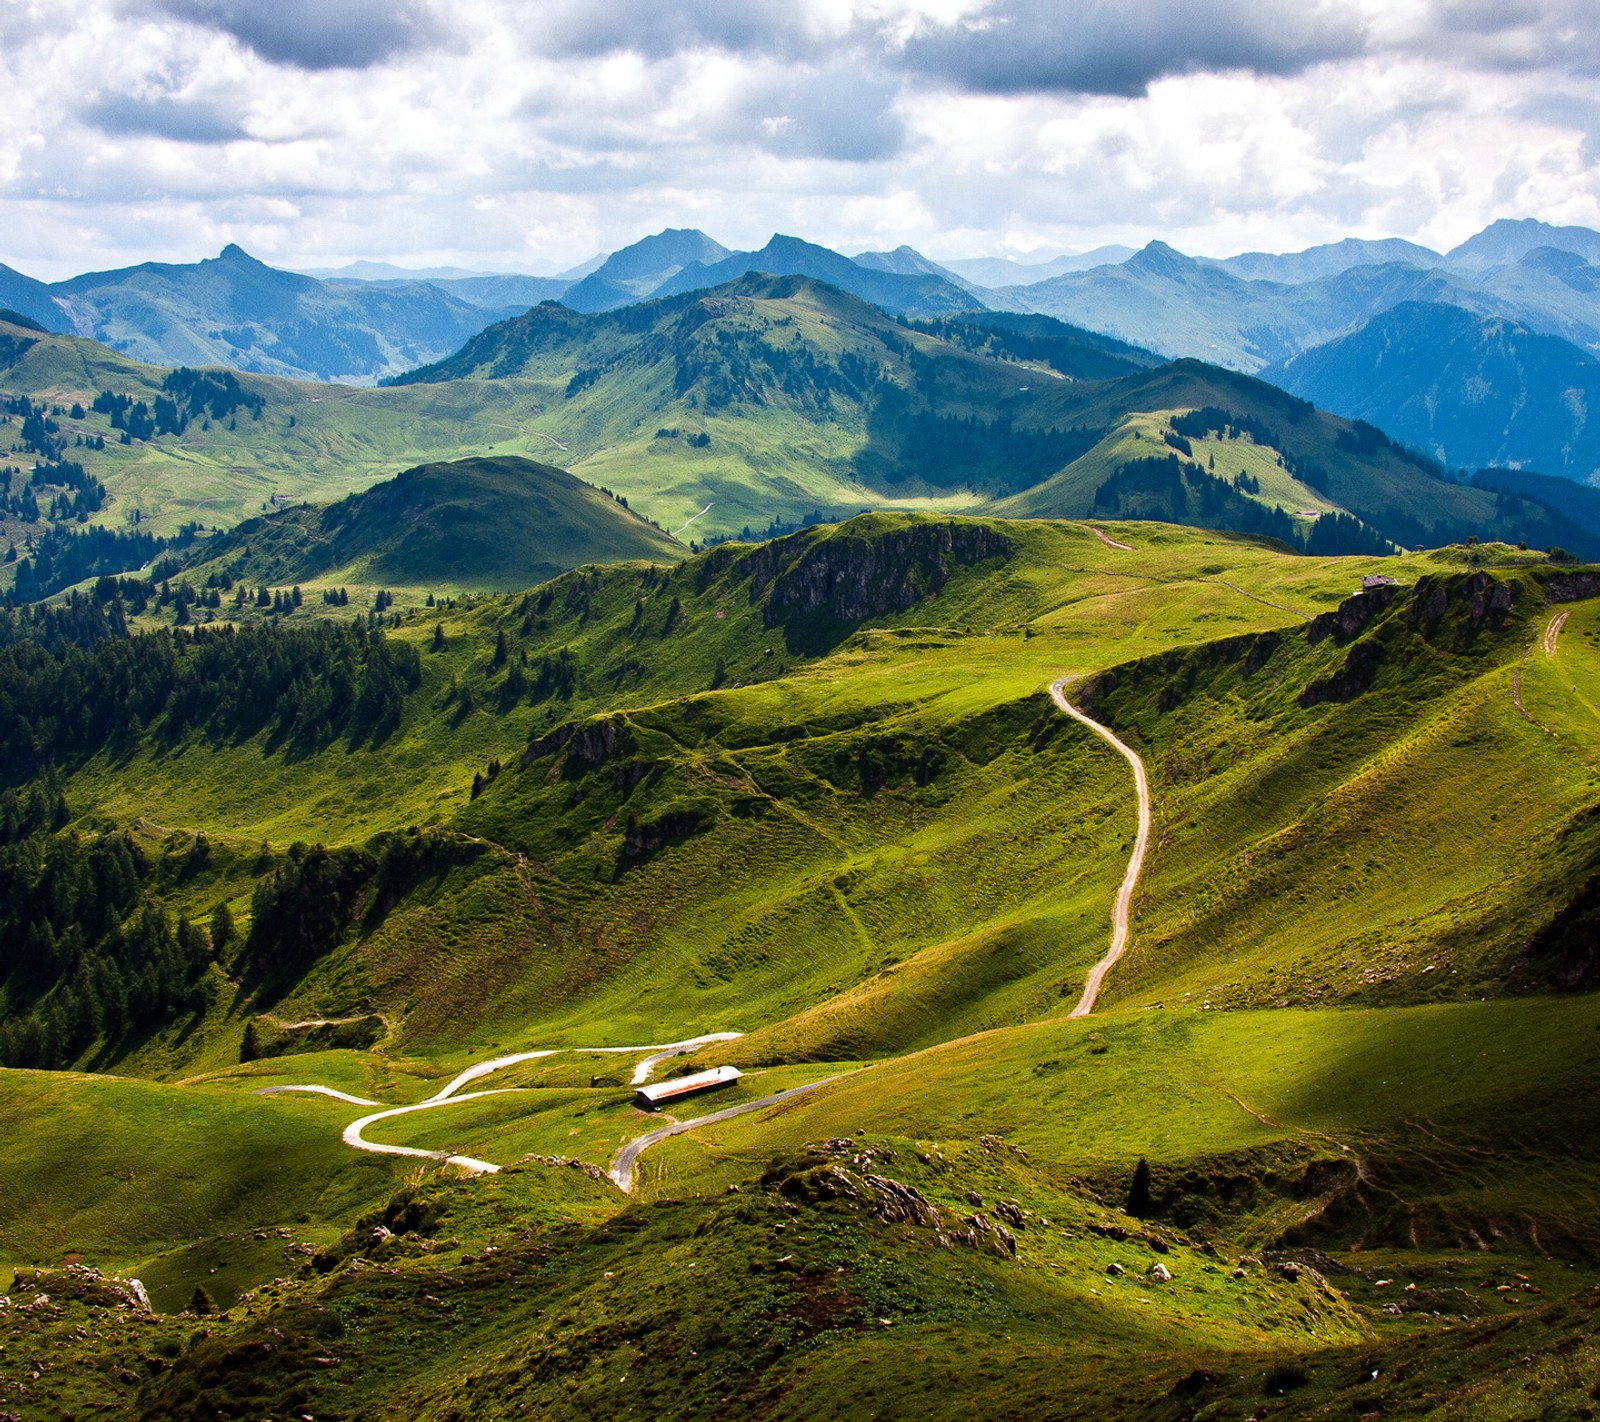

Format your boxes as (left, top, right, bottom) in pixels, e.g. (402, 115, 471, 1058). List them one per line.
(4, 232, 1600, 1420)
(4, 502, 1600, 1419)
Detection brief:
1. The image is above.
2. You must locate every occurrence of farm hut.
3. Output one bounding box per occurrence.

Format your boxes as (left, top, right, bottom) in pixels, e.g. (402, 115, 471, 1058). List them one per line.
(634, 1065, 742, 1110)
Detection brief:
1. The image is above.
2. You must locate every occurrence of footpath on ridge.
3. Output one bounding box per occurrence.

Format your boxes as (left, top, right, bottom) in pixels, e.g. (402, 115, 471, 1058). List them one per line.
(1049, 676, 1153, 1019)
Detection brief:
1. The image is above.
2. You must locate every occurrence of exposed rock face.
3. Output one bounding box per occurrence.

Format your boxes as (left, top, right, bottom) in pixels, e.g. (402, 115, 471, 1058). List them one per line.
(1306, 584, 1400, 645)
(522, 713, 634, 773)
(1299, 638, 1386, 707)
(1545, 571, 1600, 603)
(1405, 571, 1517, 641)
(621, 809, 706, 860)
(737, 521, 1013, 627)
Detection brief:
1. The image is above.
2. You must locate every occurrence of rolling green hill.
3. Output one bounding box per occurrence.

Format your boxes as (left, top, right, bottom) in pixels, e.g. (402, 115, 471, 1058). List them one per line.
(4, 511, 1600, 1419)
(178, 455, 684, 593)
(4, 277, 1593, 569)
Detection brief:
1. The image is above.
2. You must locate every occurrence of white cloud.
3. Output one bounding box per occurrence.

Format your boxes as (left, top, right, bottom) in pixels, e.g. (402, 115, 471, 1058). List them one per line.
(0, 0, 1597, 278)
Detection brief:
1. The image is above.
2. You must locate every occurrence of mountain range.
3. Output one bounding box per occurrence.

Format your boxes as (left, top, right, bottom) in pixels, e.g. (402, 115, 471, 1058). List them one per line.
(12, 216, 1600, 493)
(5, 268, 1597, 591)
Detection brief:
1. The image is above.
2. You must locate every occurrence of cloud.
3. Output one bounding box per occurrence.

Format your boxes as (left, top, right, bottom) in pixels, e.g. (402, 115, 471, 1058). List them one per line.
(717, 64, 907, 162)
(892, 0, 1370, 97)
(148, 0, 438, 69)
(81, 92, 248, 143)
(532, 0, 841, 63)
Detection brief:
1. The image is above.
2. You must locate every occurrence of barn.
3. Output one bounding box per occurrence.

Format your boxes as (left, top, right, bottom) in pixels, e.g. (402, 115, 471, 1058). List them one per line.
(633, 1065, 742, 1110)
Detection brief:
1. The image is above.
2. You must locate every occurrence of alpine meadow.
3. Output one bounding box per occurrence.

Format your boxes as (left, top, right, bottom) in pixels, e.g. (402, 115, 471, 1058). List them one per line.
(8, 3, 1600, 1420)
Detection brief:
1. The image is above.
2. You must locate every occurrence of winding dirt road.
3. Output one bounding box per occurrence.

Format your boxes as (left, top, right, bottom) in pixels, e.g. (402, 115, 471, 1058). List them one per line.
(256, 1034, 753, 1180)
(1545, 610, 1571, 658)
(608, 1075, 854, 1192)
(1049, 676, 1153, 1018)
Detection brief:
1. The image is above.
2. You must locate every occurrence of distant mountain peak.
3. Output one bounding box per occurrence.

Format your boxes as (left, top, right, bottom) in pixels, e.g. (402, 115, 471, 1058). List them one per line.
(217, 243, 262, 265)
(1125, 240, 1201, 278)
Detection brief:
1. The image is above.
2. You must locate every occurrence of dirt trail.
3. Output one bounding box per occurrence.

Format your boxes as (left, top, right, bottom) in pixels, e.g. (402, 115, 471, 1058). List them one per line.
(1089, 526, 1135, 551)
(608, 1075, 855, 1192)
(255, 1034, 748, 1178)
(1545, 610, 1571, 658)
(1049, 677, 1153, 1018)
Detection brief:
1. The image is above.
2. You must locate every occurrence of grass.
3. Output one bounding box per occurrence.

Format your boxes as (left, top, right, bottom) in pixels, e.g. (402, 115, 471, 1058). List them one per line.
(3, 282, 1581, 553)
(0, 1069, 401, 1270)
(6, 512, 1600, 1417)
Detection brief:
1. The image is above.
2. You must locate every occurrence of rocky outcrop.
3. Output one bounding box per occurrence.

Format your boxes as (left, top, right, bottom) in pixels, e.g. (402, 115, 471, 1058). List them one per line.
(1405, 571, 1517, 642)
(762, 1142, 1021, 1259)
(1306, 584, 1399, 645)
(7, 1265, 149, 1312)
(521, 714, 634, 773)
(1299, 638, 1386, 707)
(1545, 571, 1600, 604)
(737, 520, 1013, 627)
(621, 808, 706, 860)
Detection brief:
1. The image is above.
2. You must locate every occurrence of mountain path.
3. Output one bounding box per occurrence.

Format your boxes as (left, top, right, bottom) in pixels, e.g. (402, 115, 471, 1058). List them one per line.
(1049, 676, 1153, 1018)
(1089, 526, 1135, 551)
(608, 1075, 856, 1192)
(1545, 609, 1571, 658)
(256, 1033, 754, 1181)
(673, 503, 713, 538)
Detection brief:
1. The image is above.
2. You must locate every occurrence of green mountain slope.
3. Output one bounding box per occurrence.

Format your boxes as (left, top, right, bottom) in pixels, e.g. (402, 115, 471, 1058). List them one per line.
(5, 515, 1600, 1419)
(1266, 301, 1600, 483)
(180, 455, 684, 592)
(391, 277, 1595, 552)
(4, 281, 1591, 564)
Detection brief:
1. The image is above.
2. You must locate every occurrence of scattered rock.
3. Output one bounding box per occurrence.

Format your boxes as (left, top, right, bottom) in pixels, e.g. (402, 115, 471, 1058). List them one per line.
(1149, 1262, 1173, 1283)
(1106, 1263, 1127, 1277)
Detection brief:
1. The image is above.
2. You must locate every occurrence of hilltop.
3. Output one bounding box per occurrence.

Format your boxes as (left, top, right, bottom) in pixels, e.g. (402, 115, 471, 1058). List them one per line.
(177, 455, 684, 593)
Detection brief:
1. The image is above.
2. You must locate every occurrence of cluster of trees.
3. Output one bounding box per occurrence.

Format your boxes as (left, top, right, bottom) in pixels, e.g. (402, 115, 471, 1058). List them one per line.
(1335, 418, 1446, 480)
(91, 369, 266, 444)
(0, 460, 108, 530)
(1093, 454, 1395, 555)
(9, 524, 166, 603)
(0, 616, 423, 781)
(0, 464, 41, 523)
(0, 828, 219, 1069)
(1095, 455, 1304, 545)
(1170, 405, 1287, 450)
(892, 409, 1102, 491)
(0, 590, 130, 652)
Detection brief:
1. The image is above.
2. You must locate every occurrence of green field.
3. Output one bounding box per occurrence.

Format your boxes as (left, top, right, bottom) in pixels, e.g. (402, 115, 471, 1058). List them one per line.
(4, 508, 1600, 1419)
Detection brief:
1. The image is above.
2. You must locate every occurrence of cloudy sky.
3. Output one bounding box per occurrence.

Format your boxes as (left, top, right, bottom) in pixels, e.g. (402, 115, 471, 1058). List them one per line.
(4, 0, 1600, 278)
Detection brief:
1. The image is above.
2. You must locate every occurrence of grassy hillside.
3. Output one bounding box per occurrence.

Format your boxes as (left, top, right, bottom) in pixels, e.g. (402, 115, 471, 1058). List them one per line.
(177, 455, 684, 593)
(5, 514, 1600, 1420)
(4, 279, 1592, 563)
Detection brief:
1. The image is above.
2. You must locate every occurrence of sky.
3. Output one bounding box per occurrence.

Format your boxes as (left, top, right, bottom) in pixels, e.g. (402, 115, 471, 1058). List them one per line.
(4, 0, 1600, 278)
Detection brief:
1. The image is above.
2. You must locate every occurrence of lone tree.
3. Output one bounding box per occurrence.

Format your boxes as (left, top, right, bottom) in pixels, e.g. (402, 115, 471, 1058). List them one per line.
(240, 1019, 260, 1063)
(189, 1285, 215, 1316)
(1127, 1157, 1153, 1218)
(211, 901, 234, 957)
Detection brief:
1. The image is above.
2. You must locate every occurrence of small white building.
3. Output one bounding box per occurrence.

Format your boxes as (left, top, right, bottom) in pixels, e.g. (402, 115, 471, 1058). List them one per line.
(634, 1065, 742, 1110)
